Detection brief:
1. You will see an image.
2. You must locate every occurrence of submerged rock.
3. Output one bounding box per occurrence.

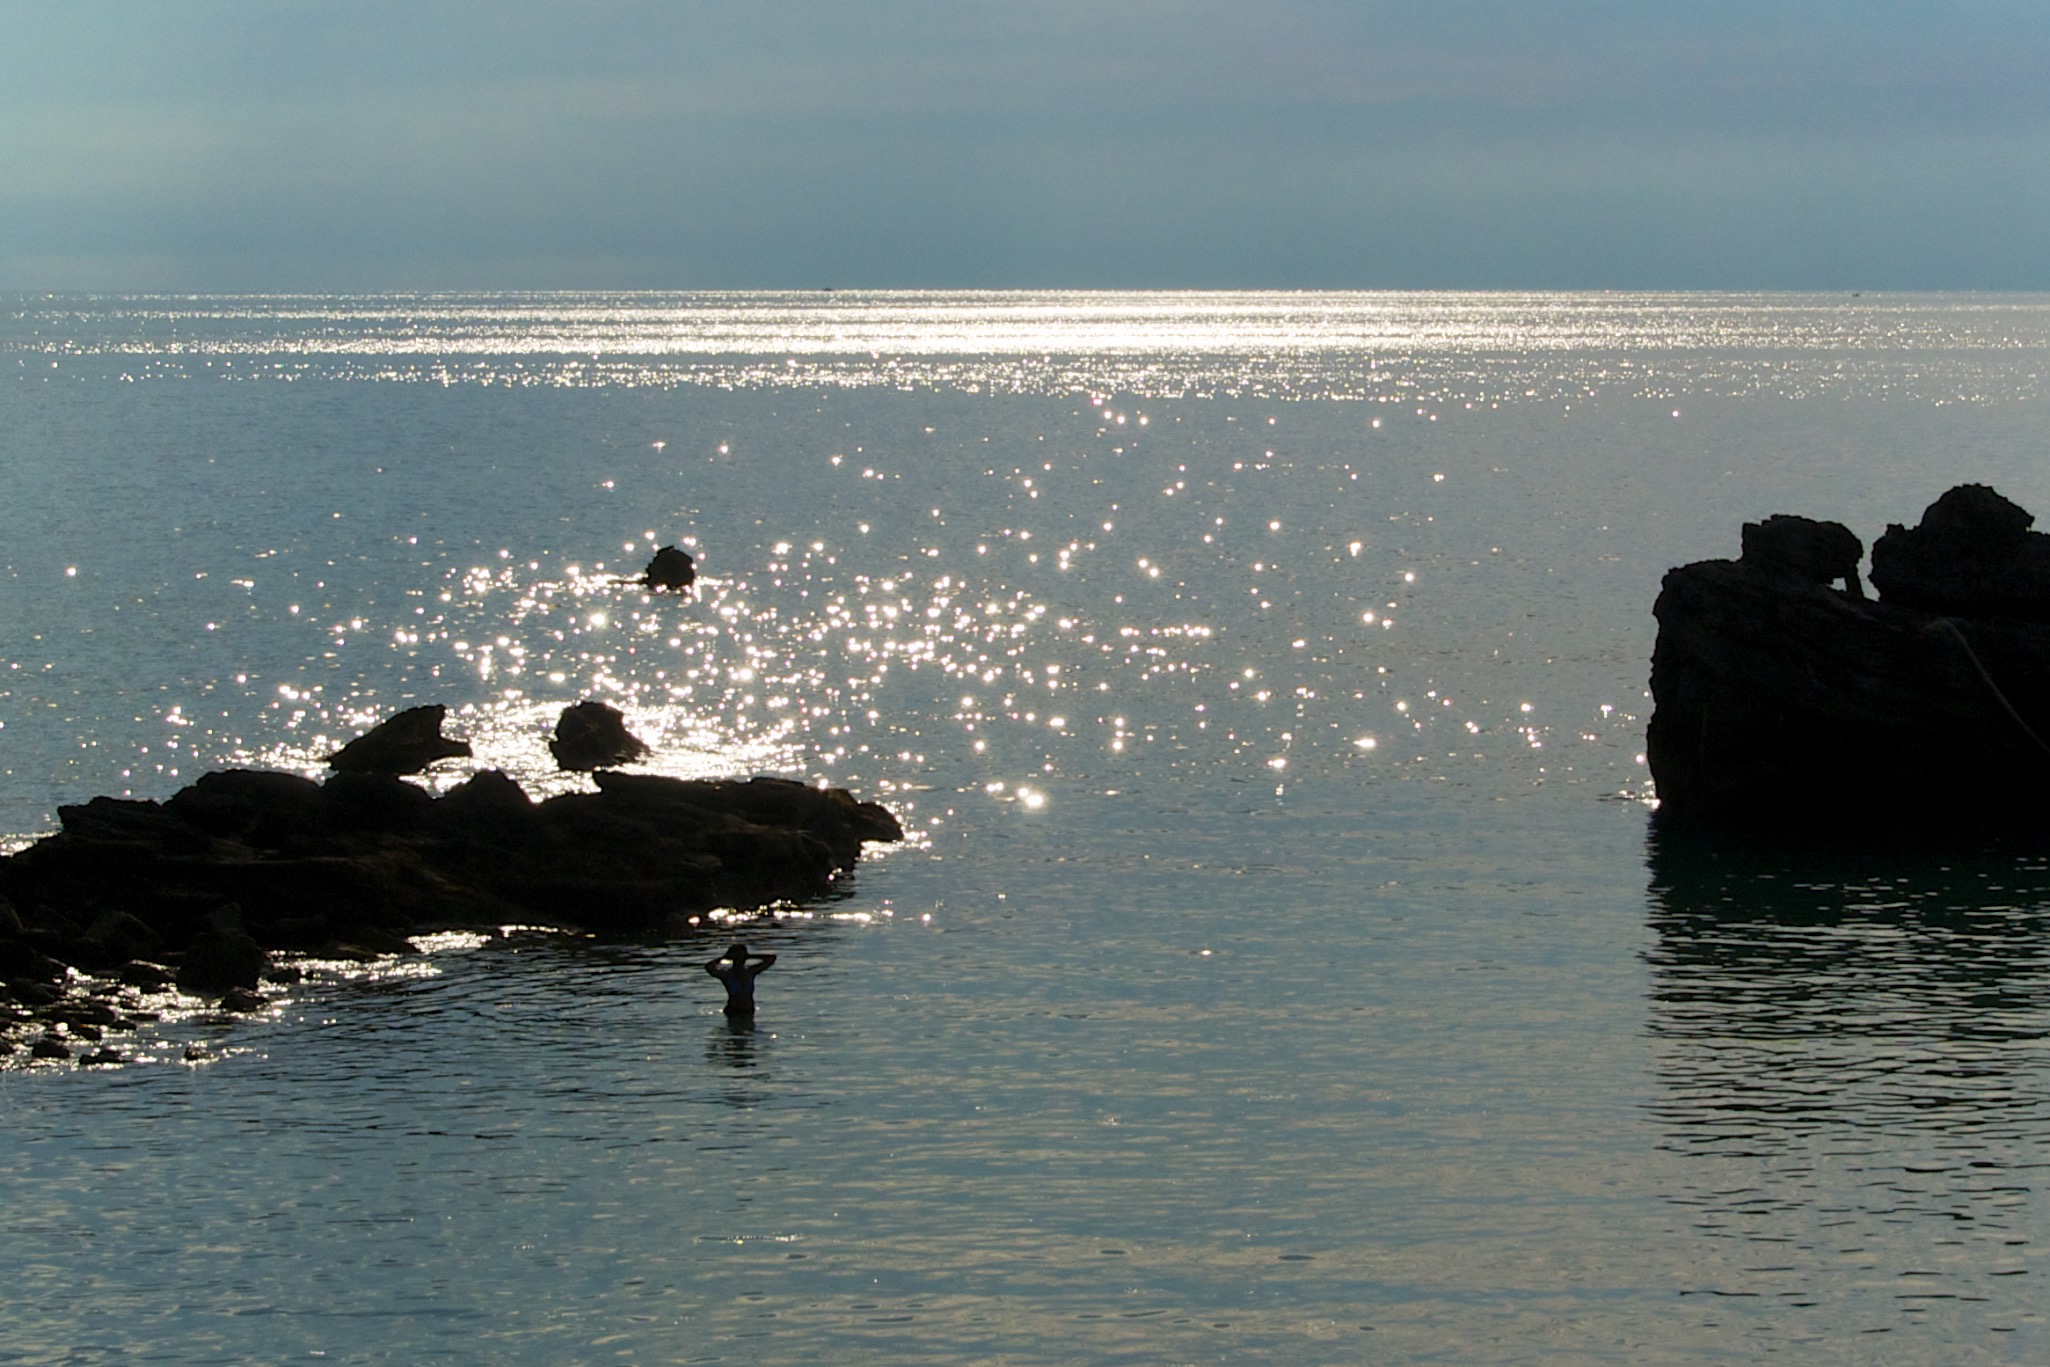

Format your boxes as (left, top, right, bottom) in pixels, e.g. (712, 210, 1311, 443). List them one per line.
(326, 705, 472, 775)
(549, 701, 651, 771)
(1648, 485, 2050, 832)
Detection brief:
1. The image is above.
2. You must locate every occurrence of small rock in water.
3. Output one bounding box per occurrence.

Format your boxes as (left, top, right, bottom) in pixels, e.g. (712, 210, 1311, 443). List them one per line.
(30, 1036, 71, 1061)
(219, 986, 267, 1014)
(640, 545, 697, 593)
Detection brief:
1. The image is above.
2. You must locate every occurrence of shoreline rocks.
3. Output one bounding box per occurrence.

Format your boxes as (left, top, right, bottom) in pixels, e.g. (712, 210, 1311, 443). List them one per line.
(0, 766, 902, 1060)
(1648, 485, 2050, 832)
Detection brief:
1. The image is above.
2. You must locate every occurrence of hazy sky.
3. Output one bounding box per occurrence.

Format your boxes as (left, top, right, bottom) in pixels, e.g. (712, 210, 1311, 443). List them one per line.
(3, 1, 2046, 290)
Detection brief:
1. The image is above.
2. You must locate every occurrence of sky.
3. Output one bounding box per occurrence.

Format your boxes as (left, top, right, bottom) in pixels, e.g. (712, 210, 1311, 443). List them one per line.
(2, 0, 2047, 291)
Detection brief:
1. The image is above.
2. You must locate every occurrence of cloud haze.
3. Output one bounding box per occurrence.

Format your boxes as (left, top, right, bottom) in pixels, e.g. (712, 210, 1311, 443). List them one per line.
(2, 1, 2046, 289)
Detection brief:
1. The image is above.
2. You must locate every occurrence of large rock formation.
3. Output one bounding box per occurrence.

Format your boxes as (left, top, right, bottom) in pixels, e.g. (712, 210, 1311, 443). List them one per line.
(1648, 486, 2050, 832)
(0, 767, 903, 1039)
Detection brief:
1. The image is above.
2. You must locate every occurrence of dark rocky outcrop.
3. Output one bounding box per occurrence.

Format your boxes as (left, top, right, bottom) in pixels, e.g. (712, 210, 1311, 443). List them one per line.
(325, 704, 473, 775)
(641, 546, 697, 593)
(549, 701, 651, 771)
(1740, 514, 1865, 596)
(0, 765, 902, 1051)
(1869, 484, 2050, 621)
(1649, 486, 2050, 832)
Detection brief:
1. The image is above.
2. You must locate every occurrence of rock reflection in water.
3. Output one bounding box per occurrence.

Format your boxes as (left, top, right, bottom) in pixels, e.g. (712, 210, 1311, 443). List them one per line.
(1643, 831, 2048, 1339)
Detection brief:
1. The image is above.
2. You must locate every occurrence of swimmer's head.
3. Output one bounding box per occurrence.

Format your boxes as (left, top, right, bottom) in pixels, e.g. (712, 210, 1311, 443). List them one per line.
(726, 942, 749, 962)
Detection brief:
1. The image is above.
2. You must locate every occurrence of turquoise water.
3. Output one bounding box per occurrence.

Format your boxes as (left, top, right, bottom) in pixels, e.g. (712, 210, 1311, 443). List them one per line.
(2, 293, 2047, 1362)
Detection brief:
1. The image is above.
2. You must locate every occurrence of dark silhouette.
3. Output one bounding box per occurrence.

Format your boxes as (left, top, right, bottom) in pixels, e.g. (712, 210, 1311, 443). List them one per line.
(1647, 485, 2050, 832)
(325, 704, 471, 774)
(548, 700, 650, 771)
(1869, 483, 2050, 620)
(1740, 513, 1864, 597)
(641, 545, 697, 593)
(705, 942, 776, 1017)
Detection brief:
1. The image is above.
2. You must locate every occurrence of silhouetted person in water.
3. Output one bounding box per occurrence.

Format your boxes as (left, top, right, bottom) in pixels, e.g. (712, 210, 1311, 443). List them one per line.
(641, 545, 697, 593)
(705, 942, 775, 1017)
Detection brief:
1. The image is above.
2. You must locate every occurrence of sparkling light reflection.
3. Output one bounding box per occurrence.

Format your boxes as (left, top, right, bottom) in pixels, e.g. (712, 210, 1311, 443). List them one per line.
(12, 291, 2050, 404)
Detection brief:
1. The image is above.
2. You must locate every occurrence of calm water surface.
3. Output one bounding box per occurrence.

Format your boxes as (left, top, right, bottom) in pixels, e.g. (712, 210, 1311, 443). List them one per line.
(2, 292, 2047, 1363)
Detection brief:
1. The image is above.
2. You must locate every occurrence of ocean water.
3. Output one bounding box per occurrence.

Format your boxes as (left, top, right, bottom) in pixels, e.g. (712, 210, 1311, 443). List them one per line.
(2, 291, 2048, 1364)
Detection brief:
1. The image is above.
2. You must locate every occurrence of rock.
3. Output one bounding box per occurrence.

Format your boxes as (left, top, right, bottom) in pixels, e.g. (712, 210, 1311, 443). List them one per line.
(30, 1036, 71, 1061)
(79, 1048, 123, 1066)
(50, 999, 119, 1028)
(640, 545, 697, 592)
(177, 910, 270, 994)
(549, 701, 652, 771)
(322, 771, 436, 832)
(0, 939, 64, 984)
(165, 769, 329, 842)
(8, 980, 60, 1007)
(1740, 514, 1864, 595)
(326, 705, 473, 775)
(219, 986, 267, 1014)
(1648, 485, 2050, 831)
(435, 769, 535, 825)
(118, 960, 177, 990)
(1869, 484, 2050, 621)
(55, 796, 187, 845)
(325, 926, 417, 958)
(593, 772, 905, 861)
(78, 908, 164, 968)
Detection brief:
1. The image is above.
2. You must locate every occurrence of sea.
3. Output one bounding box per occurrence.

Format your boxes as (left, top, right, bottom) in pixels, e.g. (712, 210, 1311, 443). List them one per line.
(2, 291, 2048, 1364)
